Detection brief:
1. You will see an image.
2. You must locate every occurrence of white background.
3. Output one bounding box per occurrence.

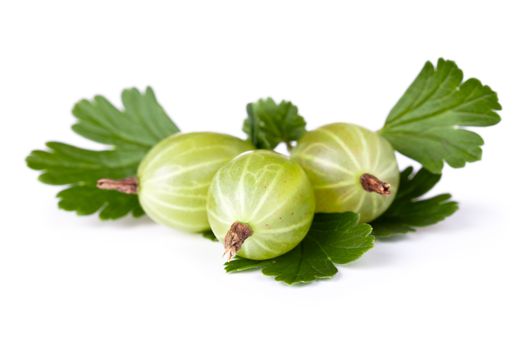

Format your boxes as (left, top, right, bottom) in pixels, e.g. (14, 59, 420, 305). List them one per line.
(1, 1, 524, 349)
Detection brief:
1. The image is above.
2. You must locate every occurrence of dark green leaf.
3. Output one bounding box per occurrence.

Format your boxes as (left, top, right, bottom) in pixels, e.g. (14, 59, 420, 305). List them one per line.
(199, 230, 219, 242)
(26, 87, 179, 220)
(57, 186, 144, 219)
(224, 258, 270, 272)
(225, 212, 374, 285)
(380, 58, 501, 174)
(371, 167, 459, 237)
(242, 98, 306, 150)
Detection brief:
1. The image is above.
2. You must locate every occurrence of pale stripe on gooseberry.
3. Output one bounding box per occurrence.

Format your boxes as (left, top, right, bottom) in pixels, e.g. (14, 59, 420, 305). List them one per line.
(313, 180, 354, 190)
(207, 209, 232, 226)
(338, 186, 359, 202)
(256, 217, 312, 235)
(299, 142, 351, 169)
(155, 182, 209, 193)
(317, 128, 361, 168)
(378, 160, 398, 179)
(252, 184, 305, 224)
(236, 154, 252, 215)
(242, 237, 281, 257)
(214, 170, 237, 218)
(145, 143, 242, 171)
(352, 190, 367, 214)
(141, 193, 206, 213)
(371, 192, 379, 216)
(371, 137, 382, 170)
(147, 190, 207, 200)
(143, 203, 207, 231)
(354, 126, 371, 168)
(247, 169, 286, 221)
(146, 157, 233, 184)
(292, 153, 352, 175)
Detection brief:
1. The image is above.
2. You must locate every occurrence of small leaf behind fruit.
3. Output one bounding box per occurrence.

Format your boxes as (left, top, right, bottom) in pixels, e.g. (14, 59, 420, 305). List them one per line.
(242, 98, 306, 150)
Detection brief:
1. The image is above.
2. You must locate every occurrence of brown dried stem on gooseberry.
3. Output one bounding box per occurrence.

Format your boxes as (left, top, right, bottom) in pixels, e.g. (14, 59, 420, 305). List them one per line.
(360, 173, 391, 195)
(224, 222, 253, 261)
(97, 177, 138, 194)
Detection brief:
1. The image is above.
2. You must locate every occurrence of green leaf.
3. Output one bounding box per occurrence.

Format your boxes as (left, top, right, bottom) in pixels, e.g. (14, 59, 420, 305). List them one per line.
(26, 87, 179, 220)
(225, 212, 374, 285)
(57, 186, 144, 219)
(242, 98, 306, 150)
(371, 167, 459, 237)
(199, 230, 219, 242)
(380, 58, 501, 174)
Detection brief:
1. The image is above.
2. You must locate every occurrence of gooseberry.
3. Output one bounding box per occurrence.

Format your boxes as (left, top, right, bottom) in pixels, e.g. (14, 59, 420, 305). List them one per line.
(97, 132, 253, 232)
(207, 150, 315, 260)
(291, 122, 399, 222)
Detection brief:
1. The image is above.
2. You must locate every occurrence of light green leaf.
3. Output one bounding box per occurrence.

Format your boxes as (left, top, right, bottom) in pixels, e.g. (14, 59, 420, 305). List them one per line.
(380, 58, 501, 173)
(26, 87, 179, 220)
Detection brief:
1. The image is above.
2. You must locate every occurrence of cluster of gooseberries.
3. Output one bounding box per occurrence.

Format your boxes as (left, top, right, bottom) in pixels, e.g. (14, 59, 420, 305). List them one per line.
(98, 121, 399, 261)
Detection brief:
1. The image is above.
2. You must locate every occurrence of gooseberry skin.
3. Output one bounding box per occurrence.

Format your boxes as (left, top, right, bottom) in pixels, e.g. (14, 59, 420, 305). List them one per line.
(207, 150, 316, 260)
(137, 132, 253, 232)
(291, 123, 399, 223)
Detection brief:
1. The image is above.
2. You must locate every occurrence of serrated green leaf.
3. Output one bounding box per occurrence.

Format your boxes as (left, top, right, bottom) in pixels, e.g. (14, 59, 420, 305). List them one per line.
(380, 58, 501, 174)
(224, 258, 270, 272)
(225, 212, 374, 285)
(57, 186, 145, 219)
(26, 87, 179, 220)
(371, 167, 459, 237)
(72, 87, 178, 148)
(242, 98, 306, 150)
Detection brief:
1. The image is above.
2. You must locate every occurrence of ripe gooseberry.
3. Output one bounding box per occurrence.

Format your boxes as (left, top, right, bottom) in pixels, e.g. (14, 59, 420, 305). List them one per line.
(291, 122, 399, 222)
(207, 150, 315, 260)
(97, 132, 253, 232)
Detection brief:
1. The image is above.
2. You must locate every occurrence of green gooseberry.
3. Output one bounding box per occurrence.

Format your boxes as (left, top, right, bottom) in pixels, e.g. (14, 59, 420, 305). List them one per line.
(291, 122, 399, 222)
(207, 150, 316, 260)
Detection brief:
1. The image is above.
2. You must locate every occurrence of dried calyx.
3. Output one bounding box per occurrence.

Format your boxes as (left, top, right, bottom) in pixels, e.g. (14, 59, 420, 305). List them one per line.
(97, 177, 138, 194)
(224, 222, 253, 261)
(360, 173, 391, 195)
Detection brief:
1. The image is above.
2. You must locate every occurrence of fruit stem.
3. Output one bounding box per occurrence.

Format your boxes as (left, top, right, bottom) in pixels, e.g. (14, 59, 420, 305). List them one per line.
(97, 177, 138, 194)
(360, 173, 391, 195)
(224, 222, 253, 261)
